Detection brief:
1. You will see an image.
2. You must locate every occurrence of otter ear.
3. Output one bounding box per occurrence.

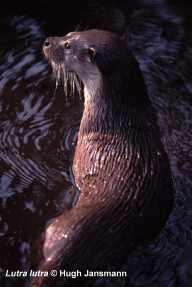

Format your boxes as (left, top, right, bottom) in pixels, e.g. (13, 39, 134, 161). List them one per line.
(88, 47, 96, 62)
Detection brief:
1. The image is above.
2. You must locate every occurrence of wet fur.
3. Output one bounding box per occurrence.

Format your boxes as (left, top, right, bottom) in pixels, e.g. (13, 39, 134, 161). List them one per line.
(33, 29, 175, 286)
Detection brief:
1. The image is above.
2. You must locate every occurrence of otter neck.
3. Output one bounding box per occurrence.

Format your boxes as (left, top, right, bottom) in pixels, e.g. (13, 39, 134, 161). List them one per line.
(80, 73, 150, 135)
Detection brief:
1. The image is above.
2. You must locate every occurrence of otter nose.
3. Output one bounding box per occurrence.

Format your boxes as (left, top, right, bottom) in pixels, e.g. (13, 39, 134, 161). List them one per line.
(44, 39, 51, 47)
(43, 38, 53, 50)
(43, 38, 54, 58)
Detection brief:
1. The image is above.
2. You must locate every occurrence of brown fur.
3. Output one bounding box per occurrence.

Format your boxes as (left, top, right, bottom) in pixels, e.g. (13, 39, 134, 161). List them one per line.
(31, 29, 174, 286)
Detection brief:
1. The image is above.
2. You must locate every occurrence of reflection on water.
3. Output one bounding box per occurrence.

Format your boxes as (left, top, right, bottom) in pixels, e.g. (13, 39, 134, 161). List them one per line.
(0, 8, 192, 287)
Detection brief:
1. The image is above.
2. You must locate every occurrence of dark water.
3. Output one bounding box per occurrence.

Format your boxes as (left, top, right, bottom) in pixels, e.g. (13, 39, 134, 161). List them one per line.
(0, 5, 192, 287)
(0, 15, 82, 286)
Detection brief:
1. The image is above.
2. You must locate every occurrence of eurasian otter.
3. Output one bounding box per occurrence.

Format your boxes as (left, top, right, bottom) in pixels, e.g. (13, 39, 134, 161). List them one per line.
(32, 29, 174, 286)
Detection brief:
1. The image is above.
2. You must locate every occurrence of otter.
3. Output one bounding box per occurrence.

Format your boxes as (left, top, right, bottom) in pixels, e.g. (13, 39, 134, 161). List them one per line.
(32, 30, 174, 286)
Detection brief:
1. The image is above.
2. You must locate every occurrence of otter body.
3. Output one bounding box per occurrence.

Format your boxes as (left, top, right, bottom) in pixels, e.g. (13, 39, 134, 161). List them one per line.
(33, 30, 174, 285)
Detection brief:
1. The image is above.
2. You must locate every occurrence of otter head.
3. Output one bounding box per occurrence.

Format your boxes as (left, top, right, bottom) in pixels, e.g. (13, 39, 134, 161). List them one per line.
(43, 30, 138, 95)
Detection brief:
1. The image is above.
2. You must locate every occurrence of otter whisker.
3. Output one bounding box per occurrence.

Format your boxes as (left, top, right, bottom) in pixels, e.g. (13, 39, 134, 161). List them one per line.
(66, 71, 70, 102)
(54, 78, 59, 97)
(74, 75, 82, 97)
(51, 61, 60, 96)
(71, 73, 75, 99)
(61, 65, 68, 102)
(68, 72, 73, 101)
(50, 57, 83, 102)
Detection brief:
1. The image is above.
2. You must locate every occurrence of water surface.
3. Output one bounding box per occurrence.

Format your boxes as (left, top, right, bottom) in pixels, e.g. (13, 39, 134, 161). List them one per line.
(0, 9, 192, 287)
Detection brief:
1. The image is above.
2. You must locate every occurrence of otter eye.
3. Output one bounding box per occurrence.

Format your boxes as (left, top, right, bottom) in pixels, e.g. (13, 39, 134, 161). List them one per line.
(88, 47, 96, 62)
(64, 42, 70, 49)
